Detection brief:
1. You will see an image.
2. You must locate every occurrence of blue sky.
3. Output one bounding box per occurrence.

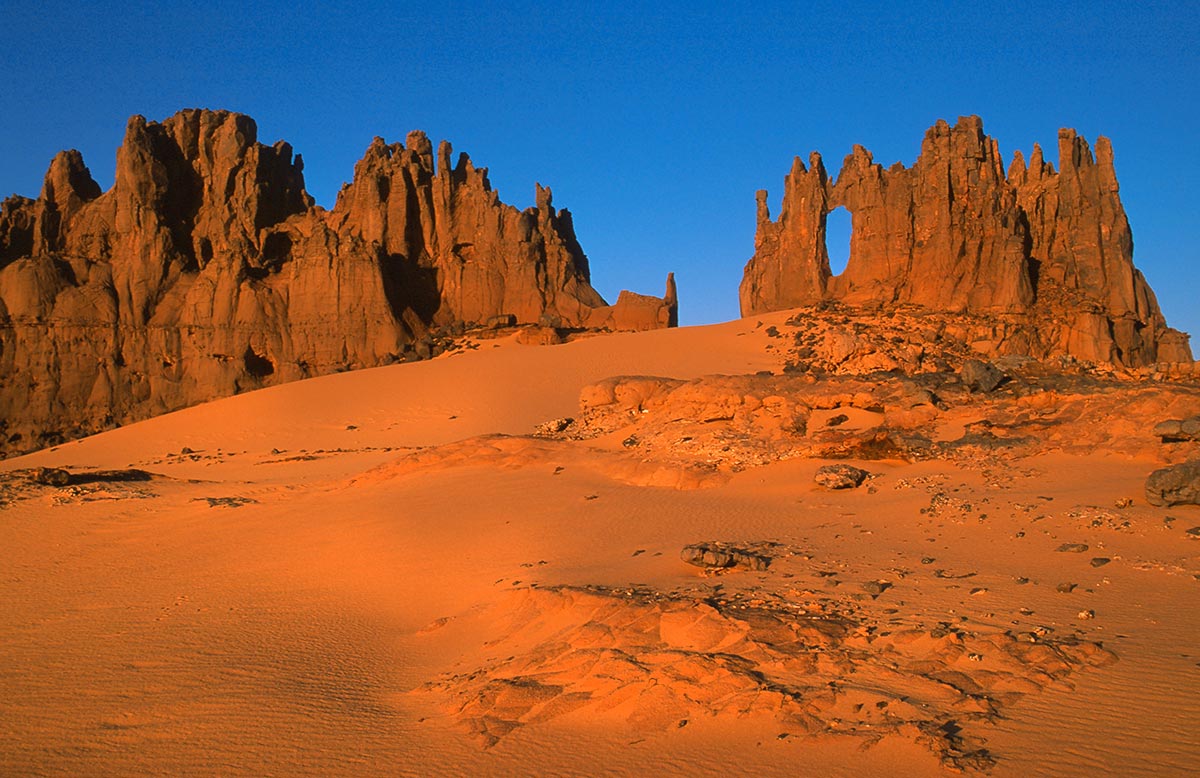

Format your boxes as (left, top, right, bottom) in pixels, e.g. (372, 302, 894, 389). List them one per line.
(2, 1, 1196, 339)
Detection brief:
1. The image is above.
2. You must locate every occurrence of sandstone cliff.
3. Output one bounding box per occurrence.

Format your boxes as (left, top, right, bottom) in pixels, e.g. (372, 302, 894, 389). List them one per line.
(741, 116, 1191, 367)
(0, 109, 676, 454)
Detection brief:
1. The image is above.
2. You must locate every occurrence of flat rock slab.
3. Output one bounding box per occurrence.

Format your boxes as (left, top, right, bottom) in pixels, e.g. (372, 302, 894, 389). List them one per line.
(681, 542, 772, 571)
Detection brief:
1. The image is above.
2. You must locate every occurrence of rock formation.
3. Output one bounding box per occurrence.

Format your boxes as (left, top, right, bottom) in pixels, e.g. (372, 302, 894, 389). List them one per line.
(741, 116, 1191, 367)
(0, 109, 676, 454)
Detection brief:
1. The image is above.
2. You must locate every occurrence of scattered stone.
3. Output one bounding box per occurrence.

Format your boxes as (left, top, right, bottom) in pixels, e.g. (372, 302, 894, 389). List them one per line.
(1114, 497, 1134, 509)
(969, 587, 988, 596)
(920, 557, 936, 565)
(196, 496, 258, 508)
(861, 580, 892, 596)
(1077, 610, 1096, 620)
(1056, 543, 1089, 553)
(814, 464, 868, 490)
(1090, 557, 1111, 568)
(826, 413, 850, 427)
(1145, 461, 1200, 507)
(1056, 583, 1078, 594)
(680, 542, 771, 572)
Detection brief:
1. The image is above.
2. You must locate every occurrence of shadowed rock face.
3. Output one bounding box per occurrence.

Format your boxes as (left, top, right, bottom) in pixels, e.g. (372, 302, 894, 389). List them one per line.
(741, 116, 1191, 368)
(0, 109, 676, 454)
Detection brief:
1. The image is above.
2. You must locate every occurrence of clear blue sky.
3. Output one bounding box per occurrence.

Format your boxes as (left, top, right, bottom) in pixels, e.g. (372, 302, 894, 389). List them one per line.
(2, 1, 1196, 339)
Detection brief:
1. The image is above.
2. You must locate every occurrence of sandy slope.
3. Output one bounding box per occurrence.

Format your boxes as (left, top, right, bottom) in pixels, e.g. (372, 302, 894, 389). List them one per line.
(2, 314, 1198, 777)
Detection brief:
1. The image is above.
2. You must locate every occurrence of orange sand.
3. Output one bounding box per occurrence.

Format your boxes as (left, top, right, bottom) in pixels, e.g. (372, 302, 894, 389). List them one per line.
(2, 312, 1198, 776)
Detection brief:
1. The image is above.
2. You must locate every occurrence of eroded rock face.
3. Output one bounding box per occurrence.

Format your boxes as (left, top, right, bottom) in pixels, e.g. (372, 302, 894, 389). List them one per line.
(0, 109, 676, 454)
(741, 116, 1191, 368)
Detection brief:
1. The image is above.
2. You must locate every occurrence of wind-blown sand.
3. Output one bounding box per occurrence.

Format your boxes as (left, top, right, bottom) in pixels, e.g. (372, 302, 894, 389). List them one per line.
(2, 313, 1198, 776)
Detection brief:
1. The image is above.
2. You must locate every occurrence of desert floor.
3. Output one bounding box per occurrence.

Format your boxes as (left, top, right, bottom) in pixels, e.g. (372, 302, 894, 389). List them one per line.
(2, 313, 1198, 777)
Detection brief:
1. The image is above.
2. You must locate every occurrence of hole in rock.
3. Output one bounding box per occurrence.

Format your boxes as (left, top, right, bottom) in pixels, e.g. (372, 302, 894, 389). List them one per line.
(825, 206, 852, 276)
(262, 232, 293, 267)
(243, 345, 275, 378)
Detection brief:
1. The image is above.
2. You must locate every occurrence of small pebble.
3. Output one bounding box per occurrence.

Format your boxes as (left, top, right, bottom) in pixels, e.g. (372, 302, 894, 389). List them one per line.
(1056, 582, 1078, 594)
(1090, 557, 1111, 568)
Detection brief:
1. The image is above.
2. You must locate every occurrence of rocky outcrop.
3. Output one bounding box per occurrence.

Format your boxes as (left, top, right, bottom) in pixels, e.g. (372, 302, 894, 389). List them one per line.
(741, 116, 1191, 368)
(0, 109, 676, 454)
(585, 273, 678, 331)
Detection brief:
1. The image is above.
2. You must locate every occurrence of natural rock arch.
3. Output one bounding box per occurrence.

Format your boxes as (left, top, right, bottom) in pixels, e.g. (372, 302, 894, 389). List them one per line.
(740, 116, 1191, 367)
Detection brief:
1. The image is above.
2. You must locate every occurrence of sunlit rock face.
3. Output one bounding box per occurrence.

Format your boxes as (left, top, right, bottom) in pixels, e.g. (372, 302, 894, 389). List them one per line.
(740, 116, 1191, 368)
(0, 109, 677, 454)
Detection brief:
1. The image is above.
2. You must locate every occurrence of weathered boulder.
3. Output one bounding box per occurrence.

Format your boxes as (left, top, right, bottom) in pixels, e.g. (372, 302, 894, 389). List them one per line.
(814, 464, 868, 490)
(741, 116, 1190, 368)
(1153, 416, 1200, 443)
(0, 109, 676, 455)
(960, 360, 1006, 393)
(31, 467, 71, 486)
(1145, 461, 1200, 507)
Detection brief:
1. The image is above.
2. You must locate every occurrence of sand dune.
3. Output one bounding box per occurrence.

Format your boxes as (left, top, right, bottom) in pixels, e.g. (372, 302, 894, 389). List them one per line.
(2, 315, 1198, 776)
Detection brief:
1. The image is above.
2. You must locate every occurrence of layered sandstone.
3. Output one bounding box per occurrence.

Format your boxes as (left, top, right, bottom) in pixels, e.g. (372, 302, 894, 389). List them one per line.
(0, 109, 676, 454)
(741, 116, 1191, 367)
